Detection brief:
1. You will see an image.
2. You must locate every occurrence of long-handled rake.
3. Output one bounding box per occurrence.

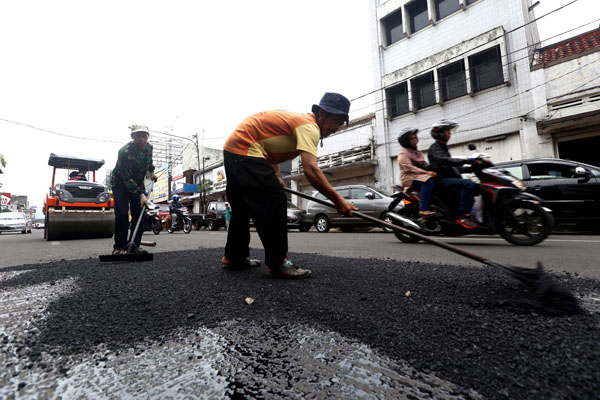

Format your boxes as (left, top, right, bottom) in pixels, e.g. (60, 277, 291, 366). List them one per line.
(285, 187, 584, 315)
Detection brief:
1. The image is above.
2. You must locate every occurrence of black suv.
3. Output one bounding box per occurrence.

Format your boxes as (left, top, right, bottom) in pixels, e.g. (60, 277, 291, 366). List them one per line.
(494, 158, 600, 231)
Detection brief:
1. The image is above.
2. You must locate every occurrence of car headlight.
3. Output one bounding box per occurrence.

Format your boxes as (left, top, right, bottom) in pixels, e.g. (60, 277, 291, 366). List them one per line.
(96, 192, 111, 204)
(56, 189, 74, 203)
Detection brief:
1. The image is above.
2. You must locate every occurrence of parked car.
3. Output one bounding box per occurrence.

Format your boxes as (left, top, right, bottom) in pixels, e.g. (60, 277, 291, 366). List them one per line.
(33, 218, 45, 229)
(493, 158, 600, 231)
(287, 202, 312, 232)
(305, 185, 402, 233)
(248, 202, 312, 231)
(0, 212, 33, 234)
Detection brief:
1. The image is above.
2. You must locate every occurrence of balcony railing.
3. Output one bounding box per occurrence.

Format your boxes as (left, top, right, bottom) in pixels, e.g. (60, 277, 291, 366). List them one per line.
(293, 144, 374, 174)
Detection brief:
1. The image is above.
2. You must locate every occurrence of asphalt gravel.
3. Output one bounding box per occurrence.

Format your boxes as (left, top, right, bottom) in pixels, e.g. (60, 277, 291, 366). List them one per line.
(1, 248, 599, 399)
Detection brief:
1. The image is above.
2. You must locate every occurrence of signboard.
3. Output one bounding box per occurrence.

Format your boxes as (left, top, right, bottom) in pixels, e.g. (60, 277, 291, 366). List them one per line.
(213, 167, 227, 192)
(151, 164, 169, 203)
(1, 192, 11, 206)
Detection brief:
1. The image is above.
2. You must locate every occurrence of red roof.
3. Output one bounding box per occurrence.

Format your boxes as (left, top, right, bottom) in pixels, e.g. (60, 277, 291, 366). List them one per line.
(533, 28, 600, 66)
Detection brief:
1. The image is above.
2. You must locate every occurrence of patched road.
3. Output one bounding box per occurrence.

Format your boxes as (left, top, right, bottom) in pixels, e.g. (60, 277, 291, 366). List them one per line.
(1, 248, 599, 399)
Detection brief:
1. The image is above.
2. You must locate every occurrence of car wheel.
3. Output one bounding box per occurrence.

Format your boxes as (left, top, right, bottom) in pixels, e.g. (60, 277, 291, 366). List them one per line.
(315, 215, 330, 233)
(208, 220, 217, 231)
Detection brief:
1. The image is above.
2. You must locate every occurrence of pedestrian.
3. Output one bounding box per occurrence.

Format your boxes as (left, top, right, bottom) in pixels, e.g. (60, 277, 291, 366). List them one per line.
(427, 120, 480, 228)
(110, 125, 156, 254)
(396, 127, 437, 217)
(224, 202, 231, 230)
(221, 92, 356, 279)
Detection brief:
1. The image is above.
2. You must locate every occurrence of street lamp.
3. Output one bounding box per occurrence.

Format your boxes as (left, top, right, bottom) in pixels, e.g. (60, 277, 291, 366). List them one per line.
(201, 155, 210, 212)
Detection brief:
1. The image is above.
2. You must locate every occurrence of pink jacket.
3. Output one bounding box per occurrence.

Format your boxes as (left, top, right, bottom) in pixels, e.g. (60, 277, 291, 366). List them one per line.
(398, 148, 432, 188)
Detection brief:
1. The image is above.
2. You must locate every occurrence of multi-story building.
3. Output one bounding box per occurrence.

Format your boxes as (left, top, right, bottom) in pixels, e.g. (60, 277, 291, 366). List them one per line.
(368, 0, 599, 193)
(529, 27, 600, 167)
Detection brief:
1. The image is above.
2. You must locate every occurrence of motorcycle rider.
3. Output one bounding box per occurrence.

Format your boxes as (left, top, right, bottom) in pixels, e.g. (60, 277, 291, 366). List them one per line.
(397, 127, 437, 218)
(169, 194, 184, 229)
(427, 120, 479, 229)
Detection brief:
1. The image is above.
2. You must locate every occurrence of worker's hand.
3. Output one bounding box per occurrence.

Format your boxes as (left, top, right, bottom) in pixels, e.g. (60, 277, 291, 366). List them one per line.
(140, 193, 150, 208)
(150, 172, 158, 182)
(334, 197, 357, 217)
(428, 171, 437, 178)
(277, 175, 286, 187)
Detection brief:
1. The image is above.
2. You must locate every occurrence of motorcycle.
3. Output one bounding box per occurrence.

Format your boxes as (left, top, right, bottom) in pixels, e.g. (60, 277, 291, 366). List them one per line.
(163, 208, 192, 234)
(386, 145, 554, 246)
(143, 207, 163, 235)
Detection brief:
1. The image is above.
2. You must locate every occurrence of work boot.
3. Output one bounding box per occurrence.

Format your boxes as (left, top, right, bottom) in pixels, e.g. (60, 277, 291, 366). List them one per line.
(112, 248, 126, 255)
(266, 259, 311, 279)
(130, 246, 148, 254)
(222, 256, 261, 270)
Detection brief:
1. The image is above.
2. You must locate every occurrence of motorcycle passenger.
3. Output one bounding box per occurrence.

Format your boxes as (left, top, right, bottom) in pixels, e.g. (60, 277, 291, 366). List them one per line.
(427, 120, 479, 229)
(169, 194, 184, 229)
(397, 127, 437, 218)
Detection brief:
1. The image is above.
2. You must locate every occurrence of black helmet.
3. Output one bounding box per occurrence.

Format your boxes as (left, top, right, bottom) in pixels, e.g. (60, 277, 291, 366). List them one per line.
(430, 119, 458, 141)
(397, 127, 419, 149)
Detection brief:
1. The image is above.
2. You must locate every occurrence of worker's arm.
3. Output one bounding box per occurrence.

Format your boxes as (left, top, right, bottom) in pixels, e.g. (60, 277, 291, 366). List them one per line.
(272, 163, 286, 187)
(300, 151, 356, 216)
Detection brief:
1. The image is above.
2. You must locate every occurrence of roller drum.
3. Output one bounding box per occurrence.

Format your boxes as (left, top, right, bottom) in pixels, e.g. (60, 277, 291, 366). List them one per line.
(45, 211, 114, 241)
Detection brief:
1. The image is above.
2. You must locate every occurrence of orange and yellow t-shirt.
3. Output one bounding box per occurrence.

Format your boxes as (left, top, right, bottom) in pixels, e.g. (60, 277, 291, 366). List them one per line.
(223, 110, 320, 164)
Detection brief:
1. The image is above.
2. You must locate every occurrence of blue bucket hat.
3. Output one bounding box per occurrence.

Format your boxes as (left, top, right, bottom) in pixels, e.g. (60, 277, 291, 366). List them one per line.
(312, 92, 351, 125)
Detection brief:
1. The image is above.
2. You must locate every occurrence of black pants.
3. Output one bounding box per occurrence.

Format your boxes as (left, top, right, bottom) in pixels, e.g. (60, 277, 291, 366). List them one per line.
(223, 150, 287, 269)
(113, 179, 143, 250)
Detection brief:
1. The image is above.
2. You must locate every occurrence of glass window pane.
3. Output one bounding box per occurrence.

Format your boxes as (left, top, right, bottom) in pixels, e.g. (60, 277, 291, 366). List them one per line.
(387, 82, 410, 117)
(411, 72, 436, 109)
(337, 188, 351, 199)
(435, 0, 460, 20)
(439, 60, 466, 101)
(384, 9, 404, 45)
(351, 188, 368, 199)
(466, 0, 479, 5)
(499, 166, 523, 180)
(526, 163, 576, 180)
(408, 0, 430, 33)
(469, 45, 504, 92)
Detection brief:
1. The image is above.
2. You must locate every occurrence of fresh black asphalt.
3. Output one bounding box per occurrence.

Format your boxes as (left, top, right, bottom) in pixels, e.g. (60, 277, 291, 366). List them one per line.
(1, 248, 599, 399)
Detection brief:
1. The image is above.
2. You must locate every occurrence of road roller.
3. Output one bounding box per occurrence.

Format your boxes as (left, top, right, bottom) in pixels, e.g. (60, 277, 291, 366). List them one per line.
(43, 153, 114, 241)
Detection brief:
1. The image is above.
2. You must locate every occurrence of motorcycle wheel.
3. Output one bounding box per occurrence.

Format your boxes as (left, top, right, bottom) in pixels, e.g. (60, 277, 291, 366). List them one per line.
(152, 220, 161, 235)
(381, 212, 394, 233)
(183, 220, 192, 234)
(393, 228, 421, 243)
(497, 201, 554, 246)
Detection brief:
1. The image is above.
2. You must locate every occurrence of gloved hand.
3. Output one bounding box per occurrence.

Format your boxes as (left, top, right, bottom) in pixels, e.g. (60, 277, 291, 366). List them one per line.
(140, 193, 150, 208)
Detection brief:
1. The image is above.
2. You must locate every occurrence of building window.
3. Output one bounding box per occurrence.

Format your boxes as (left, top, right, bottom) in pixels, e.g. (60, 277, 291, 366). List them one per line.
(384, 9, 404, 46)
(387, 82, 410, 118)
(435, 0, 460, 20)
(407, 0, 430, 34)
(469, 45, 504, 92)
(411, 72, 436, 109)
(439, 60, 467, 101)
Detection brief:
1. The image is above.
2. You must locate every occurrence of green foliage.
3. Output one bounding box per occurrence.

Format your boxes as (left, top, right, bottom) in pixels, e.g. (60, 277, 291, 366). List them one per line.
(0, 154, 5, 167)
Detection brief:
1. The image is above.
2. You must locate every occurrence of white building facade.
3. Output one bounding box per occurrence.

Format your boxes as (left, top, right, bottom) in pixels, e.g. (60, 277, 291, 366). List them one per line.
(370, 0, 549, 192)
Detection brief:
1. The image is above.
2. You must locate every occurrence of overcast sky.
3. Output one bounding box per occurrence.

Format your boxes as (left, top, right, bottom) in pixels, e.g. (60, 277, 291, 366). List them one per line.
(1, 0, 598, 208)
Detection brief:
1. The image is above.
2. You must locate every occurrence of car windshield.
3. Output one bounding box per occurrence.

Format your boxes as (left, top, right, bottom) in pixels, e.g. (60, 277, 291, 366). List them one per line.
(0, 212, 24, 220)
